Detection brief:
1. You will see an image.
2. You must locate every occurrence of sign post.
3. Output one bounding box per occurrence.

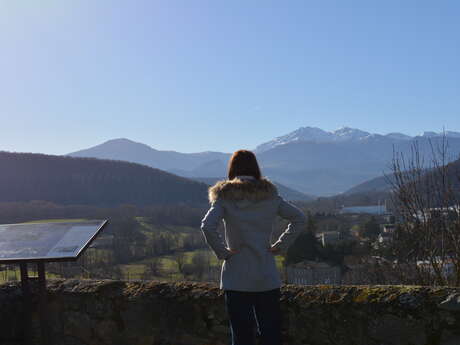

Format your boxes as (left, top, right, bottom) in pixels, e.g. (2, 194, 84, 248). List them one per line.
(0, 220, 108, 345)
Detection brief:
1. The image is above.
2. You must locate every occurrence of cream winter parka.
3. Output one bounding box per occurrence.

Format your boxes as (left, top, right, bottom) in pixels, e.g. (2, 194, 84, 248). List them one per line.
(200, 176, 307, 291)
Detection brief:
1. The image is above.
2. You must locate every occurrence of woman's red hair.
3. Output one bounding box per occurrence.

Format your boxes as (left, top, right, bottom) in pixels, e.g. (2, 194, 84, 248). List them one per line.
(227, 150, 262, 180)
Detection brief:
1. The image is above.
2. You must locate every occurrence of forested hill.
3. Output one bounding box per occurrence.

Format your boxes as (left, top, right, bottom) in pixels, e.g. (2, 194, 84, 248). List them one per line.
(344, 157, 460, 196)
(0, 151, 208, 206)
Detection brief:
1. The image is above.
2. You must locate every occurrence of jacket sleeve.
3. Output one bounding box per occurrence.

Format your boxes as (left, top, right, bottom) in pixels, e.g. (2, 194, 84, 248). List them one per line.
(200, 199, 233, 260)
(271, 196, 307, 253)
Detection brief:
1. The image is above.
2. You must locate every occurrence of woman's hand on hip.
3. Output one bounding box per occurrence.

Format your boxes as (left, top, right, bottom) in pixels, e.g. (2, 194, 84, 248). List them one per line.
(268, 245, 281, 255)
(225, 248, 238, 259)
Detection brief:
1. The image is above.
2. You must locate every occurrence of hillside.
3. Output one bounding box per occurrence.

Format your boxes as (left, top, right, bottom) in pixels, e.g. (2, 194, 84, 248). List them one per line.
(0, 151, 208, 206)
(68, 138, 230, 172)
(345, 156, 460, 196)
(344, 174, 393, 195)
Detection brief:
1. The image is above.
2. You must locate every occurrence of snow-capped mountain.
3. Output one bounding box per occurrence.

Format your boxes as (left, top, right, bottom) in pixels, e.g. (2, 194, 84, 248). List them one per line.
(333, 127, 371, 141)
(255, 126, 371, 152)
(255, 127, 334, 152)
(255, 127, 460, 153)
(421, 131, 439, 138)
(385, 132, 412, 141)
(68, 127, 460, 196)
(419, 131, 460, 138)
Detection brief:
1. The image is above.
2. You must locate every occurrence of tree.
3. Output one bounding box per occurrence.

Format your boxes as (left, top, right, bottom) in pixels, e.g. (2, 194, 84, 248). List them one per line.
(387, 136, 460, 286)
(174, 252, 187, 276)
(362, 216, 380, 240)
(146, 257, 162, 277)
(285, 215, 319, 265)
(111, 217, 140, 264)
(317, 240, 355, 266)
(190, 252, 209, 281)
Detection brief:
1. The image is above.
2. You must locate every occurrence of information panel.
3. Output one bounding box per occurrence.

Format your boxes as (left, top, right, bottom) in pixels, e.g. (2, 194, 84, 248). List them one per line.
(0, 220, 107, 262)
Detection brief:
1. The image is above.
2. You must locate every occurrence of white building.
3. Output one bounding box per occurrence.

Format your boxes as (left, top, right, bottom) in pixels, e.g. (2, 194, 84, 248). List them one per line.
(416, 257, 456, 279)
(414, 206, 460, 223)
(380, 224, 396, 235)
(316, 231, 341, 247)
(340, 205, 387, 215)
(286, 260, 342, 285)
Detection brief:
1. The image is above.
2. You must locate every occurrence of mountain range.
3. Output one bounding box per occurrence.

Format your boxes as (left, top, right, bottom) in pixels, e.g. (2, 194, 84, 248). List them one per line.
(254, 126, 460, 152)
(0, 151, 314, 206)
(69, 127, 460, 196)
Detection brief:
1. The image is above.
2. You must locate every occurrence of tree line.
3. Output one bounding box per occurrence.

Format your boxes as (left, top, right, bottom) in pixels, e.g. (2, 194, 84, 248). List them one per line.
(0, 151, 208, 206)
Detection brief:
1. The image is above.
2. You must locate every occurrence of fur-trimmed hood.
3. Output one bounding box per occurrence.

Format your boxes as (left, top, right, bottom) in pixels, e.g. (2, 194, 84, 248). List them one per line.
(208, 177, 278, 203)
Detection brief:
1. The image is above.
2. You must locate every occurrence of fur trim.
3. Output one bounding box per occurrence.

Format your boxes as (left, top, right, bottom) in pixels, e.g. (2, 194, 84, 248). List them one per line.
(208, 177, 278, 203)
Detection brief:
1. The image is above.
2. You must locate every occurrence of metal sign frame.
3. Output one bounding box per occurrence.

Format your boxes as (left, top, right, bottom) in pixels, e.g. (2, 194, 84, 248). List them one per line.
(0, 220, 108, 264)
(0, 219, 109, 345)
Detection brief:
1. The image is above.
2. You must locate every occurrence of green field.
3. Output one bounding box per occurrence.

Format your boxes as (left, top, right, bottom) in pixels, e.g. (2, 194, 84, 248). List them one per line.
(0, 267, 62, 283)
(0, 218, 88, 283)
(119, 249, 285, 281)
(0, 216, 286, 283)
(119, 249, 217, 280)
(136, 217, 197, 234)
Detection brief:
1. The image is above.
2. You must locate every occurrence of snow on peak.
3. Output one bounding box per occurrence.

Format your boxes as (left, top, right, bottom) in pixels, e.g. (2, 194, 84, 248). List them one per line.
(255, 126, 372, 152)
(254, 127, 333, 152)
(385, 132, 413, 140)
(254, 127, 460, 153)
(421, 131, 438, 137)
(332, 127, 371, 141)
(419, 131, 460, 138)
(289, 127, 334, 142)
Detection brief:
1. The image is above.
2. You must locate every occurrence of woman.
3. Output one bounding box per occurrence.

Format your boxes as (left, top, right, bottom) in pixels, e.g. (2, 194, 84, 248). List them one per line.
(201, 150, 307, 345)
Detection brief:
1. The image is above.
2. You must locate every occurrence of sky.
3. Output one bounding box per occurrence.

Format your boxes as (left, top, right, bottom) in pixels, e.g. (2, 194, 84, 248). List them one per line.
(1, 0, 459, 154)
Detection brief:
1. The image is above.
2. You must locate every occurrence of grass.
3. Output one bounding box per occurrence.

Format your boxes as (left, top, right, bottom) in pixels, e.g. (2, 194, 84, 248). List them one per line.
(0, 215, 287, 283)
(134, 217, 284, 269)
(119, 263, 146, 280)
(119, 249, 286, 281)
(0, 266, 62, 283)
(136, 217, 197, 235)
(118, 249, 217, 281)
(120, 250, 203, 278)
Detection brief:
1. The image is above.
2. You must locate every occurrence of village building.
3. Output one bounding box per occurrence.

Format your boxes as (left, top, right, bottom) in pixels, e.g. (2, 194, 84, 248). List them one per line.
(286, 260, 342, 285)
(340, 205, 387, 215)
(316, 231, 341, 247)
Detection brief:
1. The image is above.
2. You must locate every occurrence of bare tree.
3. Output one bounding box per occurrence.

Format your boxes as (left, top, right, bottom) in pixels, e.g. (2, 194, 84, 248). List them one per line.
(173, 252, 187, 276)
(191, 251, 210, 281)
(147, 257, 162, 277)
(387, 135, 460, 286)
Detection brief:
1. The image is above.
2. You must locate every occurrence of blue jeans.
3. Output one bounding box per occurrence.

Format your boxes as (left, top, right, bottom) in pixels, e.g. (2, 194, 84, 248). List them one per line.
(224, 288, 282, 345)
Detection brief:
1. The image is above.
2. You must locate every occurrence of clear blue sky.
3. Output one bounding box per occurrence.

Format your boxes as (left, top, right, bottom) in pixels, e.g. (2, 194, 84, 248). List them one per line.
(1, 0, 459, 154)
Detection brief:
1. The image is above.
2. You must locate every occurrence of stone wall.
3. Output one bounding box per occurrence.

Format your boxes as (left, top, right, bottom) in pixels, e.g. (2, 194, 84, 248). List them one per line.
(1, 279, 460, 345)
